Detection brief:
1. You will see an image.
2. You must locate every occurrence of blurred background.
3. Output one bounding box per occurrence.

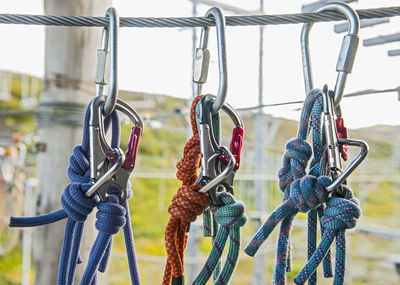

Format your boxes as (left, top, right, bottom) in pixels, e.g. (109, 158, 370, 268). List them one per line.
(0, 0, 399, 284)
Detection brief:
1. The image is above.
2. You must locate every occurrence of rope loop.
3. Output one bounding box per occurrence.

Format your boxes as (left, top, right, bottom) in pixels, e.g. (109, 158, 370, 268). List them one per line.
(176, 136, 201, 185)
(168, 185, 209, 223)
(60, 183, 97, 222)
(278, 138, 312, 192)
(67, 145, 90, 183)
(321, 196, 361, 231)
(289, 175, 331, 213)
(211, 192, 247, 229)
(95, 195, 127, 235)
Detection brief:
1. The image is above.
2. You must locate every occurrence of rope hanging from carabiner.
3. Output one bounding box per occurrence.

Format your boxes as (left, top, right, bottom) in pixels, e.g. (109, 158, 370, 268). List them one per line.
(294, 186, 361, 285)
(245, 90, 330, 283)
(10, 99, 141, 285)
(192, 191, 247, 285)
(245, 89, 363, 284)
(163, 95, 211, 285)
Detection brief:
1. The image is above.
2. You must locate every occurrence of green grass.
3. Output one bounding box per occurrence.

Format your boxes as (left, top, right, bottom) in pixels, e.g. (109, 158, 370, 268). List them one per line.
(0, 246, 23, 285)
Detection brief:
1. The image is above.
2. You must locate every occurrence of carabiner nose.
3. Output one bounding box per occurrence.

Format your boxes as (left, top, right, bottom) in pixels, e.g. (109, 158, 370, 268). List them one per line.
(193, 7, 228, 115)
(301, 2, 360, 106)
(94, 7, 119, 117)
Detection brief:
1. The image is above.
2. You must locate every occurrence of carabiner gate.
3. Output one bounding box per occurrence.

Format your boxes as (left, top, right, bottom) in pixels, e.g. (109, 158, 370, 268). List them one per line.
(321, 85, 368, 195)
(193, 7, 228, 115)
(195, 95, 244, 205)
(86, 95, 143, 204)
(95, 7, 119, 117)
(301, 2, 360, 106)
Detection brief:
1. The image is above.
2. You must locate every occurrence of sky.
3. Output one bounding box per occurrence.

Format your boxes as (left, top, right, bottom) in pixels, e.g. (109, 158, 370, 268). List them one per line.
(0, 0, 399, 129)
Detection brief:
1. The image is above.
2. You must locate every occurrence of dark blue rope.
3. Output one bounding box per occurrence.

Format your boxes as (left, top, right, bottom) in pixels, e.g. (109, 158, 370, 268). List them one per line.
(9, 99, 141, 284)
(81, 194, 126, 284)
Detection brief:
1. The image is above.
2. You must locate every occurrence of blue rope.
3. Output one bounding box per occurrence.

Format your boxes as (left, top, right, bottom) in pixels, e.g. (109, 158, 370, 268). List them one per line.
(294, 187, 361, 285)
(306, 96, 333, 285)
(245, 89, 336, 284)
(9, 99, 140, 284)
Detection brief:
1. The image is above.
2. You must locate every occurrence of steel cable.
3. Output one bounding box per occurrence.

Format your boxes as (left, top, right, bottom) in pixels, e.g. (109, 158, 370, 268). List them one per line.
(0, 7, 398, 27)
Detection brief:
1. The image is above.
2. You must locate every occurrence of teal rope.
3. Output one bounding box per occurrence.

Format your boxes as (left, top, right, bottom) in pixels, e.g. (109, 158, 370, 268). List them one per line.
(193, 192, 247, 285)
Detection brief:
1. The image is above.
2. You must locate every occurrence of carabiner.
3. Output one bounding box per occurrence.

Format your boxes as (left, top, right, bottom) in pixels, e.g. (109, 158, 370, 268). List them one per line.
(321, 85, 369, 194)
(301, 2, 360, 106)
(94, 7, 119, 117)
(195, 95, 244, 205)
(193, 7, 228, 115)
(86, 95, 143, 204)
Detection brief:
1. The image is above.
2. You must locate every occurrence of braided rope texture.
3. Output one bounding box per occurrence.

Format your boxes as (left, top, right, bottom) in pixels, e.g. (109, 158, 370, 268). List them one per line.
(163, 95, 211, 285)
(193, 192, 247, 285)
(245, 89, 338, 285)
(294, 188, 361, 285)
(9, 100, 141, 285)
(0, 7, 398, 27)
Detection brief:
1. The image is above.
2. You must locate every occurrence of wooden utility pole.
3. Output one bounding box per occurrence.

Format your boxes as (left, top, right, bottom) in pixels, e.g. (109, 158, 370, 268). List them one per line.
(34, 1, 111, 284)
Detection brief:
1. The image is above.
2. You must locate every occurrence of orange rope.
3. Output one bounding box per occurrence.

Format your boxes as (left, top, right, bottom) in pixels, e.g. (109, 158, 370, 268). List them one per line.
(163, 95, 211, 285)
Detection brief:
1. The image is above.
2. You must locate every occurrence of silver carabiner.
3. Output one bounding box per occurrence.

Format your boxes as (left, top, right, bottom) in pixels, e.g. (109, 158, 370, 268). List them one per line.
(321, 85, 369, 193)
(86, 95, 143, 203)
(301, 2, 360, 106)
(198, 147, 235, 194)
(193, 7, 228, 115)
(94, 7, 119, 117)
(195, 95, 244, 205)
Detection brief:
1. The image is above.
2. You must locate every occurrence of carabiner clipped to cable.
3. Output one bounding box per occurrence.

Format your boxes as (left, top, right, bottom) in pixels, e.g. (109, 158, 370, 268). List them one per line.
(301, 2, 360, 106)
(86, 95, 143, 204)
(95, 7, 119, 117)
(195, 94, 244, 205)
(321, 85, 368, 194)
(193, 7, 227, 115)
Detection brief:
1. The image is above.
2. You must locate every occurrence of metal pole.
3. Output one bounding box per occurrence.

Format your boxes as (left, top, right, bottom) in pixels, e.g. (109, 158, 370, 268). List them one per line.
(21, 178, 37, 285)
(35, 2, 112, 284)
(363, 32, 400, 46)
(388, 49, 400, 57)
(187, 1, 200, 283)
(253, 0, 265, 284)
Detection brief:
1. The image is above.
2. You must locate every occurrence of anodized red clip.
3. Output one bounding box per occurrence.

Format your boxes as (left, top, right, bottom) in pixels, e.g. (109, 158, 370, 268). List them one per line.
(219, 126, 244, 170)
(336, 118, 348, 161)
(108, 126, 142, 170)
(123, 126, 142, 170)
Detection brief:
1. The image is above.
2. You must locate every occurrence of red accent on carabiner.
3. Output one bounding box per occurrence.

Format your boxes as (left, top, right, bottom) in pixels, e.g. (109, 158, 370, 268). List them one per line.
(123, 126, 142, 170)
(219, 126, 244, 170)
(336, 118, 348, 161)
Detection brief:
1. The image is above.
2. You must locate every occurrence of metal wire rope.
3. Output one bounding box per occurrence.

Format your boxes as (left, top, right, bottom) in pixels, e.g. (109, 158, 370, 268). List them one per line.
(0, 7, 398, 27)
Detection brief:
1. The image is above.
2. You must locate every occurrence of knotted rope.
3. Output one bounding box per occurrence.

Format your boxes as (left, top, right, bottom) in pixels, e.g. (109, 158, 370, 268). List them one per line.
(163, 95, 211, 285)
(193, 192, 247, 285)
(245, 89, 334, 284)
(10, 100, 140, 285)
(294, 187, 361, 285)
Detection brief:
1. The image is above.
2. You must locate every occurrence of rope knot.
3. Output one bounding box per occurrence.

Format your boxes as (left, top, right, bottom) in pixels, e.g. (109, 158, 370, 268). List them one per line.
(60, 183, 97, 222)
(211, 192, 247, 229)
(321, 196, 361, 231)
(68, 145, 90, 184)
(95, 195, 126, 235)
(176, 136, 201, 185)
(278, 138, 312, 192)
(168, 185, 210, 223)
(289, 175, 331, 213)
